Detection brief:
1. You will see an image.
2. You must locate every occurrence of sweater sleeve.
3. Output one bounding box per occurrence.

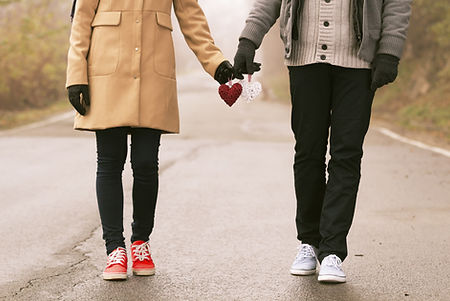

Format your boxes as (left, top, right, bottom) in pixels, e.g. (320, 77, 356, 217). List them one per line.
(173, 0, 226, 78)
(66, 0, 99, 88)
(239, 0, 282, 48)
(378, 0, 412, 59)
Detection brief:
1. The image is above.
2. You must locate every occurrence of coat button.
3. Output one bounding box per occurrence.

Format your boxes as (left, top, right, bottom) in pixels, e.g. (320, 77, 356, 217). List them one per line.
(324, 21, 330, 27)
(320, 55, 326, 60)
(322, 44, 328, 50)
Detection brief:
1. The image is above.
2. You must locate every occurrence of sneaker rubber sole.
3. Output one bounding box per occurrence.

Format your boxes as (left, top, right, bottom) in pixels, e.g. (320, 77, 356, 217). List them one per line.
(318, 274, 346, 283)
(132, 268, 155, 276)
(103, 272, 127, 280)
(290, 268, 316, 276)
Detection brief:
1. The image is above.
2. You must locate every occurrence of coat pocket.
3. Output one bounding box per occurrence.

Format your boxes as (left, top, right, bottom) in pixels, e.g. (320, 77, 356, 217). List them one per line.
(88, 11, 122, 77)
(154, 12, 176, 80)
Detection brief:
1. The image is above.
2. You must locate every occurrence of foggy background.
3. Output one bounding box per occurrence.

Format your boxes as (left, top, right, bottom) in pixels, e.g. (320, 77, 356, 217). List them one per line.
(173, 1, 286, 87)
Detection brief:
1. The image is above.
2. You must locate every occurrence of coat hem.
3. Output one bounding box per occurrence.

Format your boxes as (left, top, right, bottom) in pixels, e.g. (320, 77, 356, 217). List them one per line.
(74, 125, 179, 134)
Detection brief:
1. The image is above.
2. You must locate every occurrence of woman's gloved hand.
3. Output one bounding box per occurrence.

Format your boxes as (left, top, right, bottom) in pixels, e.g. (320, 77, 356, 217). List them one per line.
(214, 61, 236, 84)
(233, 38, 261, 79)
(371, 54, 399, 91)
(68, 84, 90, 115)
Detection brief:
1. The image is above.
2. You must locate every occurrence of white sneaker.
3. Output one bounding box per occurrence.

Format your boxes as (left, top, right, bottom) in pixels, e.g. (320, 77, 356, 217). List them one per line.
(290, 244, 318, 275)
(318, 254, 346, 283)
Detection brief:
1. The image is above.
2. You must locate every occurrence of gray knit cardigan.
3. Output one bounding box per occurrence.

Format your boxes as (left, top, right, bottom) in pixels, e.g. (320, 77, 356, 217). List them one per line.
(240, 0, 412, 63)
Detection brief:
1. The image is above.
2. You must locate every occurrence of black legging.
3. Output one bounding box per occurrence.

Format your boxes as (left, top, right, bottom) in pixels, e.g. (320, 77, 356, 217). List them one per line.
(95, 127, 161, 254)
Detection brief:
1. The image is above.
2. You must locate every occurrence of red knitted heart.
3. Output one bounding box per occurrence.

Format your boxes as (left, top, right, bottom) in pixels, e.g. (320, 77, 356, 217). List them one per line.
(218, 83, 242, 107)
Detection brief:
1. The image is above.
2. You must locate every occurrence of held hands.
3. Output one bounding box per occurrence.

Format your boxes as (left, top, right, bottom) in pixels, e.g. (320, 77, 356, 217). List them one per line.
(215, 39, 262, 106)
(371, 54, 399, 91)
(233, 38, 261, 79)
(68, 84, 90, 115)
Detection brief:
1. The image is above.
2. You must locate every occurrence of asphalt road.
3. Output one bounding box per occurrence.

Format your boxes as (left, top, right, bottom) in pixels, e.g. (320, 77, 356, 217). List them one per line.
(0, 73, 449, 301)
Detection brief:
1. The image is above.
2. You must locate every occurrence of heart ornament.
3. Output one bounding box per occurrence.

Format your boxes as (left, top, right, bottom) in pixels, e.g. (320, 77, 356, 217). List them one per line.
(218, 81, 242, 107)
(240, 74, 262, 102)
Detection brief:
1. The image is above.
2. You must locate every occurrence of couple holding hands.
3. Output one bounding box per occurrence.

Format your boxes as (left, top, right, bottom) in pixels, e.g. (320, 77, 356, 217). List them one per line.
(66, 0, 412, 283)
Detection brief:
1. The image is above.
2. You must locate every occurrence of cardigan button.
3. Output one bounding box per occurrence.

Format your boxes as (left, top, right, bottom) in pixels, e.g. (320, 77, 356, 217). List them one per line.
(322, 44, 328, 50)
(325, 0, 331, 3)
(320, 55, 326, 60)
(324, 21, 330, 27)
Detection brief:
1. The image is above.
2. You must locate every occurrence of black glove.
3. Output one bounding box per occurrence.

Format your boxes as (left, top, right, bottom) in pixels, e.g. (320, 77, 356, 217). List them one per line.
(214, 61, 236, 84)
(68, 84, 90, 115)
(233, 38, 261, 79)
(371, 54, 399, 91)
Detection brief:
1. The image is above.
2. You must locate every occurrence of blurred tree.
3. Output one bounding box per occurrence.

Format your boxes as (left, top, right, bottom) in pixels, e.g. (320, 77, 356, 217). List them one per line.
(405, 0, 450, 81)
(0, 0, 20, 5)
(0, 0, 69, 110)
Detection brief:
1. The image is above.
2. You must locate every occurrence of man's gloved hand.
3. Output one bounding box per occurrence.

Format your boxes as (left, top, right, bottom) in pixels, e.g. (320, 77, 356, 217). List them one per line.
(214, 61, 236, 84)
(371, 54, 399, 91)
(234, 38, 261, 79)
(68, 84, 90, 115)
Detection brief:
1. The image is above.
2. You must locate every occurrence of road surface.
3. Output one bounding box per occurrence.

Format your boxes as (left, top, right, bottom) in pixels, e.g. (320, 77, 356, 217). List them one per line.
(0, 73, 449, 301)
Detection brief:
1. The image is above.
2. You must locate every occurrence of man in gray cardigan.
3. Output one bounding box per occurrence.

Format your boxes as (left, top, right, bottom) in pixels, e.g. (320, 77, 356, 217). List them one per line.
(234, 0, 412, 283)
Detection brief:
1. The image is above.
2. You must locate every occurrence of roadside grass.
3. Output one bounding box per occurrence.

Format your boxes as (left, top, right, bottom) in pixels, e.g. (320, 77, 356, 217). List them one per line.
(374, 61, 450, 145)
(0, 100, 71, 130)
(398, 102, 450, 134)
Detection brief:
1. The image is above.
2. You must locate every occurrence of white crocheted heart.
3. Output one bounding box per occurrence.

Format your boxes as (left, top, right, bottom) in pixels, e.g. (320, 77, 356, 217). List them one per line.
(240, 79, 262, 102)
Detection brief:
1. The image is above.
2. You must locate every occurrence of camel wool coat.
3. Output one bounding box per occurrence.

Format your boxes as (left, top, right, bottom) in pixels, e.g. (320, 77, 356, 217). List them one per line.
(66, 0, 226, 133)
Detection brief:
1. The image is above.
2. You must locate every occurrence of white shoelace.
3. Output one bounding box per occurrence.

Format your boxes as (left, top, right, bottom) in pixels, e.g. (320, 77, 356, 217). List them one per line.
(106, 247, 127, 267)
(132, 241, 151, 261)
(295, 244, 316, 261)
(323, 255, 343, 269)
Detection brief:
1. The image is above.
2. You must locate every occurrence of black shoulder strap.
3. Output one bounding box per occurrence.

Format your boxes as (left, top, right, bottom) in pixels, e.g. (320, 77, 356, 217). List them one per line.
(70, 0, 77, 22)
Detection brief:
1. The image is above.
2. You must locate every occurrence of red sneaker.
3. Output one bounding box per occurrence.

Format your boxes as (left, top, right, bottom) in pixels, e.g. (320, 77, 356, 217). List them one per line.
(103, 247, 128, 280)
(131, 240, 155, 276)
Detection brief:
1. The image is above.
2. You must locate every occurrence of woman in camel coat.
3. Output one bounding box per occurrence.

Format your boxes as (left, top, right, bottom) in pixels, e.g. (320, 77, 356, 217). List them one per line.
(66, 0, 235, 280)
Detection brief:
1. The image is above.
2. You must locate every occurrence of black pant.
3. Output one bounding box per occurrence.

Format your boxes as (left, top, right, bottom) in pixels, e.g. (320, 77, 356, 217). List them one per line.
(289, 64, 374, 262)
(95, 127, 161, 254)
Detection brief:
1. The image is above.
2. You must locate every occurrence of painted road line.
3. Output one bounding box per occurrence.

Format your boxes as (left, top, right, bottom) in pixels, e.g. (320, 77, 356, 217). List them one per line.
(375, 127, 450, 158)
(0, 111, 74, 136)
